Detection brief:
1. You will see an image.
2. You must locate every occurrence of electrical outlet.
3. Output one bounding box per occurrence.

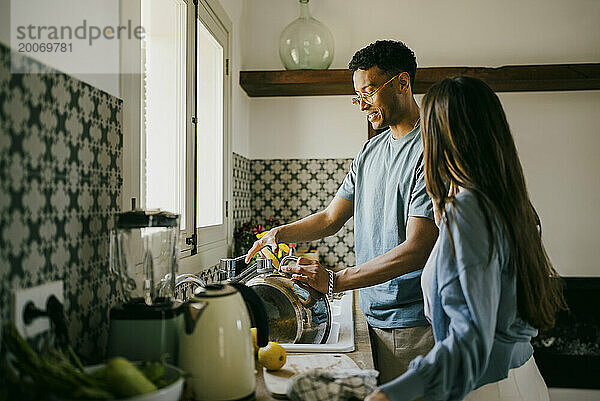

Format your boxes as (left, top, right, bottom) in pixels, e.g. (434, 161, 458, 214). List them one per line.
(13, 281, 64, 339)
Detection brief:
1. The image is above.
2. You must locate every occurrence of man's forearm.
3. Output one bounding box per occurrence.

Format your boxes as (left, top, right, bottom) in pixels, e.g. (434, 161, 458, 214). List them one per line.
(276, 211, 344, 243)
(335, 238, 434, 292)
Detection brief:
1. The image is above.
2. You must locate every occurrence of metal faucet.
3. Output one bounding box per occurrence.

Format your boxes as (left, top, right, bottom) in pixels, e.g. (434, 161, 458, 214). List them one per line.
(219, 254, 247, 281)
(173, 273, 207, 301)
(220, 256, 275, 283)
(175, 273, 207, 287)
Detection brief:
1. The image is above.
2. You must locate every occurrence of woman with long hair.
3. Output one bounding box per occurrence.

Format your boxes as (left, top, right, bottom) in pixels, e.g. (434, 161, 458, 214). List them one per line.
(366, 76, 566, 401)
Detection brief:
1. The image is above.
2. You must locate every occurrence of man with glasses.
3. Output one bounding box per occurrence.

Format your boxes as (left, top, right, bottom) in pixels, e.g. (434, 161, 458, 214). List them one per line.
(245, 40, 438, 383)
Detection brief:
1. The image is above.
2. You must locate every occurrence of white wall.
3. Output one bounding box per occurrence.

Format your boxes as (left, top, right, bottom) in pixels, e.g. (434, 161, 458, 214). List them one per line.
(242, 0, 600, 69)
(0, 0, 119, 96)
(502, 90, 600, 277)
(220, 0, 252, 157)
(235, 0, 600, 276)
(248, 95, 364, 159)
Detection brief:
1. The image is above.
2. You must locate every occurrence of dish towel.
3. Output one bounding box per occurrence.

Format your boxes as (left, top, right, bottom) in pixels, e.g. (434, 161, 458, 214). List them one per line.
(287, 368, 379, 401)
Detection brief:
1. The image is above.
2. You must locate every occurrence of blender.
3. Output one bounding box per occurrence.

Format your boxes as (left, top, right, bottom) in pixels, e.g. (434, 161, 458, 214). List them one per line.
(107, 209, 184, 364)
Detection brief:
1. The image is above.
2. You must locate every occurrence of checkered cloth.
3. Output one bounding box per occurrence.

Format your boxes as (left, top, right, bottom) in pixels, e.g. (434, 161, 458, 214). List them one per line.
(287, 368, 379, 401)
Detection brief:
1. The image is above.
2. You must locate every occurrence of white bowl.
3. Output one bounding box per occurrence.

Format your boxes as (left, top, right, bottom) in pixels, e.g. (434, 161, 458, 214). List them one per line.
(66, 363, 185, 401)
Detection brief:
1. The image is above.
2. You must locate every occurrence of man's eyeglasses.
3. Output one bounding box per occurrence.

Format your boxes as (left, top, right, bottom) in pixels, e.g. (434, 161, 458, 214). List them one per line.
(351, 74, 400, 106)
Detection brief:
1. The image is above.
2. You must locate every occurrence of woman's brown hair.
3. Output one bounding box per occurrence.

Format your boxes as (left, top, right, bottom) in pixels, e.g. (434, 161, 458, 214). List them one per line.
(421, 76, 566, 330)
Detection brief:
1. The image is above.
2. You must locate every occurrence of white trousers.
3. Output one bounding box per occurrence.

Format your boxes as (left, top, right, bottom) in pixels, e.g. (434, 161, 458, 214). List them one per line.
(464, 357, 550, 401)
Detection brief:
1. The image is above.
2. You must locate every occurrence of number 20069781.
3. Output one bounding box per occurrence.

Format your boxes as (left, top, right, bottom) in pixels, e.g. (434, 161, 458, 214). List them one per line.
(18, 42, 73, 53)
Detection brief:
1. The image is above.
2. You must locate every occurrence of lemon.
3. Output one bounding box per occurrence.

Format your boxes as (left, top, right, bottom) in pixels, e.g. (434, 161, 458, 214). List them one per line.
(258, 342, 287, 371)
(251, 327, 259, 356)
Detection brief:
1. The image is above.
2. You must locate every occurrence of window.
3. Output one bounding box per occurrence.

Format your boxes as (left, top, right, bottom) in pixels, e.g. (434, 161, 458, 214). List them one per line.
(122, 0, 231, 266)
(196, 18, 224, 229)
(141, 0, 188, 228)
(194, 1, 230, 256)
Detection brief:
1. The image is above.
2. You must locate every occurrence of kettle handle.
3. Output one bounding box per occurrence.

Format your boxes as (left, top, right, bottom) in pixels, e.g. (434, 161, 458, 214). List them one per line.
(184, 301, 208, 335)
(229, 282, 269, 348)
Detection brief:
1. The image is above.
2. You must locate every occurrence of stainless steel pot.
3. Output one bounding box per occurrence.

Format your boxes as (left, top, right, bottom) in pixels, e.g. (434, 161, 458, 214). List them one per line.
(246, 256, 331, 344)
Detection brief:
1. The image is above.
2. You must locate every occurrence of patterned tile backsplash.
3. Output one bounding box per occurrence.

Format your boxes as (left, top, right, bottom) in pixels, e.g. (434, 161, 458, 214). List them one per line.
(232, 153, 356, 269)
(0, 43, 122, 362)
(232, 152, 253, 227)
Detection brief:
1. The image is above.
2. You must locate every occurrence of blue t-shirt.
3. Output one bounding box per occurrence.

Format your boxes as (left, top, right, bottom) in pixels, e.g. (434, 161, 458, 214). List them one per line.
(379, 190, 538, 401)
(336, 126, 434, 328)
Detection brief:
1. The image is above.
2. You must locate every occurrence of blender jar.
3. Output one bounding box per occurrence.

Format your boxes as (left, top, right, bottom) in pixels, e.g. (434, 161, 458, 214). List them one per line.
(110, 210, 180, 305)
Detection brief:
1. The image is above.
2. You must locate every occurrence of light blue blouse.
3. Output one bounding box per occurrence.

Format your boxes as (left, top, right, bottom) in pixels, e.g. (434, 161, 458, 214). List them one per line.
(379, 190, 538, 401)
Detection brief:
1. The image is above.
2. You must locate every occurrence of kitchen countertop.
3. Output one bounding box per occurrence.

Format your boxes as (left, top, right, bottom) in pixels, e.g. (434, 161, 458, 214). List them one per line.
(254, 289, 374, 400)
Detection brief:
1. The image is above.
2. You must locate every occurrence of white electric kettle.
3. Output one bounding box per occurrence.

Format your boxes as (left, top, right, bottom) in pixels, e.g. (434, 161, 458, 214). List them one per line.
(178, 282, 269, 401)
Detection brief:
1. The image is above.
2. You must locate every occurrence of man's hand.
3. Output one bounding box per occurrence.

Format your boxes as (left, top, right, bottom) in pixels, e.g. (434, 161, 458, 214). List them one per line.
(243, 196, 353, 264)
(365, 389, 390, 401)
(280, 257, 330, 294)
(245, 228, 280, 263)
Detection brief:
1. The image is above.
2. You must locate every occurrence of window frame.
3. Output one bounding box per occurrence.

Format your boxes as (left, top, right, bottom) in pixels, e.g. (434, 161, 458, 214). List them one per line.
(193, 0, 231, 255)
(139, 0, 193, 255)
(120, 0, 232, 271)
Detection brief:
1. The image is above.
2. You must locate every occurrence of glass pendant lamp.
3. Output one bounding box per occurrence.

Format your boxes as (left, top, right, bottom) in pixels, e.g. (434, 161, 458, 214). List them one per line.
(279, 0, 334, 70)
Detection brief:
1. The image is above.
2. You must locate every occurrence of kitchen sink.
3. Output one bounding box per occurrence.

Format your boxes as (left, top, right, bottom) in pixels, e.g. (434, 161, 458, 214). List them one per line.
(281, 290, 355, 353)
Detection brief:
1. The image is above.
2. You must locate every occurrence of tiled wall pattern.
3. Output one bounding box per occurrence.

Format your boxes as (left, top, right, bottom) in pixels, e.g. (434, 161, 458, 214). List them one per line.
(232, 152, 253, 228)
(232, 154, 356, 269)
(0, 44, 122, 362)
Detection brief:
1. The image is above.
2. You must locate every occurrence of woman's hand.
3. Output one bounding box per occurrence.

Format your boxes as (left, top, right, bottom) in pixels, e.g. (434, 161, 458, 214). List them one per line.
(280, 257, 330, 294)
(365, 389, 390, 401)
(245, 227, 281, 263)
(433, 201, 442, 228)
